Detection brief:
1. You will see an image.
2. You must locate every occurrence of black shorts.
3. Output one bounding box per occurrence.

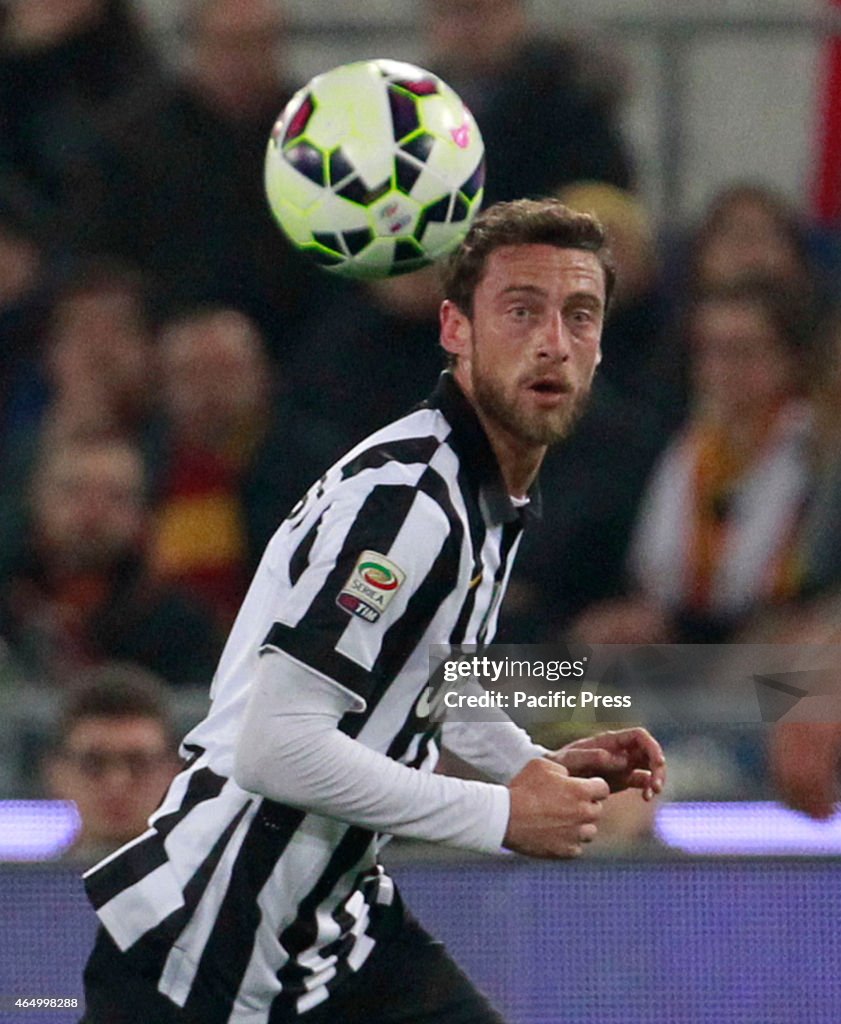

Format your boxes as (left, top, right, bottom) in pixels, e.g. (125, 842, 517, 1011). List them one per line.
(80, 898, 507, 1024)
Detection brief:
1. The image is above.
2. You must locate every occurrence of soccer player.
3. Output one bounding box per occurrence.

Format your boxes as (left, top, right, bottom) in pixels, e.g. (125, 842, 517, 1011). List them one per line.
(79, 199, 666, 1024)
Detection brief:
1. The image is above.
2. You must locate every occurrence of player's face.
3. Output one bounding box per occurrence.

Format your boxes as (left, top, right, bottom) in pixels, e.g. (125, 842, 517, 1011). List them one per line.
(443, 244, 605, 448)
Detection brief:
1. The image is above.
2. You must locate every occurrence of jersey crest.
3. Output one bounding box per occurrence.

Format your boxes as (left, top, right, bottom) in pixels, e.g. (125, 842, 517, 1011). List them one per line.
(336, 550, 406, 623)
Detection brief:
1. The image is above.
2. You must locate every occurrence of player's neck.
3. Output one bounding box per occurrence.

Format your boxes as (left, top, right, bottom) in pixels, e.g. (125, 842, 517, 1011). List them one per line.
(468, 400, 545, 498)
(482, 422, 545, 499)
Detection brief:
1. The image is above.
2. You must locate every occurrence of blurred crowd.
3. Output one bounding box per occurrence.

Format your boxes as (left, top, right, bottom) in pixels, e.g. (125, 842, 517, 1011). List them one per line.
(3, 0, 841, 854)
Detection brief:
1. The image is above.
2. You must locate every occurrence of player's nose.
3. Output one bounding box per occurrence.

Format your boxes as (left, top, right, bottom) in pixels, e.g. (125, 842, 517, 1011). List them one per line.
(537, 310, 571, 361)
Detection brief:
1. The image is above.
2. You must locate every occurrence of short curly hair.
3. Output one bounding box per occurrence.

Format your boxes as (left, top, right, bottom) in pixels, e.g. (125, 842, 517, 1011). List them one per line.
(442, 197, 615, 319)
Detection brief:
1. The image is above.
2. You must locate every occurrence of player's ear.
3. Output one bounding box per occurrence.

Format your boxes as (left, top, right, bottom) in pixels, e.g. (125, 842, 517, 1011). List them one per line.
(440, 300, 471, 360)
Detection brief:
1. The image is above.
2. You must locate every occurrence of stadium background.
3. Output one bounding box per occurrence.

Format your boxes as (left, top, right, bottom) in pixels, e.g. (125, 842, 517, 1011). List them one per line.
(3, 1, 841, 1022)
(137, 0, 834, 225)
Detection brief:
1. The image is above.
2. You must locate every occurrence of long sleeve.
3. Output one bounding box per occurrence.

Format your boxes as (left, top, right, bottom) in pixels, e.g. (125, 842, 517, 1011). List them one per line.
(440, 678, 547, 783)
(233, 648, 510, 854)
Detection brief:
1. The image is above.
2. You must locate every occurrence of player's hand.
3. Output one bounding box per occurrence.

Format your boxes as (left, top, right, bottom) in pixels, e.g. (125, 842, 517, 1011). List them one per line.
(504, 758, 609, 859)
(548, 728, 666, 801)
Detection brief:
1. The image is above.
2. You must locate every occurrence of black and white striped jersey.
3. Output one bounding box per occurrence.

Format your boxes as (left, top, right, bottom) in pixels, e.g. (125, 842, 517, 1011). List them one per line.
(83, 372, 539, 1023)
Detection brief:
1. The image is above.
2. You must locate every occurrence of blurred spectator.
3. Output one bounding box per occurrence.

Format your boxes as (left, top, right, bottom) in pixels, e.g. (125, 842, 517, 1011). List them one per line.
(737, 307, 841, 702)
(656, 182, 826, 430)
(687, 183, 817, 298)
(0, 0, 159, 219)
(285, 266, 445, 443)
(149, 305, 352, 619)
(795, 309, 841, 597)
(767, 651, 841, 816)
(0, 435, 222, 686)
(423, 0, 633, 205)
(771, 716, 841, 819)
(42, 663, 181, 865)
(149, 307, 272, 626)
(0, 259, 158, 573)
(2, 257, 155, 448)
(71, 0, 329, 358)
(571, 278, 819, 644)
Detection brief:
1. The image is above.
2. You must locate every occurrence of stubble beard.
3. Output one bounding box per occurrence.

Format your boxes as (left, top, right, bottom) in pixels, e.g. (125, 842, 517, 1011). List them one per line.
(471, 355, 591, 447)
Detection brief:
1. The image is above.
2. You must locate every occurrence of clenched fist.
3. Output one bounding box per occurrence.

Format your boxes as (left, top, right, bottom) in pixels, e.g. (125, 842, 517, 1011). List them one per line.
(504, 758, 610, 859)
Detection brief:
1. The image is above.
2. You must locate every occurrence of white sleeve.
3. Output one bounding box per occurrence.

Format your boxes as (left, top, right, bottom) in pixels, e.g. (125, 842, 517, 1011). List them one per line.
(233, 649, 510, 855)
(440, 678, 547, 784)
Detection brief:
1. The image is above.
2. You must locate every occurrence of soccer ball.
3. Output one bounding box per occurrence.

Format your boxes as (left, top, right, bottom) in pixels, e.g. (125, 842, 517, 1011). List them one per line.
(264, 58, 485, 278)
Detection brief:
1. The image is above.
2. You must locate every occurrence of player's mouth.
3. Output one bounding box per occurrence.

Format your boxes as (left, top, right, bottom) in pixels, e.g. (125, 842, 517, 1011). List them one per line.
(522, 376, 573, 406)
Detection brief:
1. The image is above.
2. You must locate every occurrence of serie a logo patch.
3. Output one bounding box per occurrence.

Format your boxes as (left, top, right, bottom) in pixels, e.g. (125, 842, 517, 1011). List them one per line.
(336, 550, 406, 623)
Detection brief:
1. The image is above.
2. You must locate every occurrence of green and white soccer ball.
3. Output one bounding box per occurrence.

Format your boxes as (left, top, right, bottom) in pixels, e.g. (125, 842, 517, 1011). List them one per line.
(264, 58, 486, 278)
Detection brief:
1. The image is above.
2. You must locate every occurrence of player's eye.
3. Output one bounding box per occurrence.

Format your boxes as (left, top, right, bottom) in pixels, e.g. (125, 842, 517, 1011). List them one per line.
(569, 308, 593, 324)
(508, 305, 535, 322)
